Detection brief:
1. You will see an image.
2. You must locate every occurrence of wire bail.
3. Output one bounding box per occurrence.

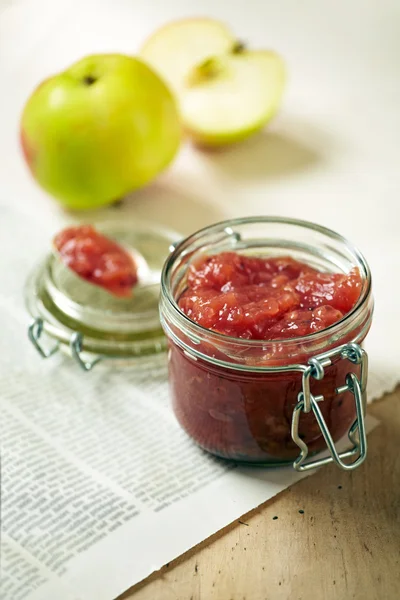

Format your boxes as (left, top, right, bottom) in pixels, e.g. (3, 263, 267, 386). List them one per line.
(28, 318, 59, 359)
(28, 317, 101, 371)
(69, 333, 101, 372)
(291, 342, 368, 472)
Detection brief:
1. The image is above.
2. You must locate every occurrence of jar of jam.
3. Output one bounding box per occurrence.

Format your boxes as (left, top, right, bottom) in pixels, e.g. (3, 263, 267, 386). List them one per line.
(160, 217, 374, 471)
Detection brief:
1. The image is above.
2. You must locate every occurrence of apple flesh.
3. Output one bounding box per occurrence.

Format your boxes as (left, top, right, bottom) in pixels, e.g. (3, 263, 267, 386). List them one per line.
(183, 49, 285, 146)
(20, 54, 181, 210)
(140, 18, 234, 93)
(140, 19, 285, 147)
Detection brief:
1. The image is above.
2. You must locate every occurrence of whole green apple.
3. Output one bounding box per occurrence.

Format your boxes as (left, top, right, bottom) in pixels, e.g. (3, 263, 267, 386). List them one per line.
(20, 54, 181, 210)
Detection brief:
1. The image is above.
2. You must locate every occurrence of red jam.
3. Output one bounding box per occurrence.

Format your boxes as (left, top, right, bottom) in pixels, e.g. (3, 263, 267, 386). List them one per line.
(179, 253, 362, 340)
(168, 252, 366, 463)
(54, 225, 138, 298)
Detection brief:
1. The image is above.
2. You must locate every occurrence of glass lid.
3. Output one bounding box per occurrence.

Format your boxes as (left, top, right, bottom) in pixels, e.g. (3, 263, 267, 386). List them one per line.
(25, 221, 181, 370)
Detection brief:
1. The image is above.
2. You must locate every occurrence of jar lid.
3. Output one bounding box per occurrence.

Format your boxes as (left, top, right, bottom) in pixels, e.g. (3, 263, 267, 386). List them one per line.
(25, 221, 180, 371)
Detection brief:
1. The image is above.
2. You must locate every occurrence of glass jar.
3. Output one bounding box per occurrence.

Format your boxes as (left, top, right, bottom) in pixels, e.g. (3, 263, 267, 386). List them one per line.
(160, 217, 374, 471)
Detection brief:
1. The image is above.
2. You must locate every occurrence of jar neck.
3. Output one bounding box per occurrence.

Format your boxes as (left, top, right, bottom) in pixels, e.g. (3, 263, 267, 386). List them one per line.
(160, 217, 373, 371)
(160, 292, 373, 372)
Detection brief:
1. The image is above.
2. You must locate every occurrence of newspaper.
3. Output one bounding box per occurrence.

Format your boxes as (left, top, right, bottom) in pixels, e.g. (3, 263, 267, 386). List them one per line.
(0, 355, 378, 600)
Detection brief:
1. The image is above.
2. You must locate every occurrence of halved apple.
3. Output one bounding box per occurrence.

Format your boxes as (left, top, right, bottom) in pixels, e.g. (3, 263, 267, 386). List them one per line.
(140, 19, 285, 147)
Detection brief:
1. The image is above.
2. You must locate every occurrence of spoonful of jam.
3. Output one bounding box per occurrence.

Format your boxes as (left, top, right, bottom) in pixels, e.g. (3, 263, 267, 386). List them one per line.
(53, 224, 139, 298)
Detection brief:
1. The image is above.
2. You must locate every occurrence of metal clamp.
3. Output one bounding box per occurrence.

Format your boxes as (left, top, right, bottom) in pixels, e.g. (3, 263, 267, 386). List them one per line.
(28, 318, 60, 358)
(291, 342, 368, 472)
(28, 318, 101, 372)
(69, 332, 101, 372)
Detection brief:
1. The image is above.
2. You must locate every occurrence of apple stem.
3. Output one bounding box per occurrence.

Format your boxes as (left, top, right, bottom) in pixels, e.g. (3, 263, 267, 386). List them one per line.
(82, 75, 97, 86)
(232, 41, 246, 54)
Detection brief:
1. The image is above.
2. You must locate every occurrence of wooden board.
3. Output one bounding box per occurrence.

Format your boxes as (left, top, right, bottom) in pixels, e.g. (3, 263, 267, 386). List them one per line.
(120, 388, 400, 600)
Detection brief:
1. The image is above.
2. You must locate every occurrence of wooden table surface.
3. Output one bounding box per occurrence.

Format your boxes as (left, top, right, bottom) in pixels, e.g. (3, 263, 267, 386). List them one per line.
(121, 388, 400, 600)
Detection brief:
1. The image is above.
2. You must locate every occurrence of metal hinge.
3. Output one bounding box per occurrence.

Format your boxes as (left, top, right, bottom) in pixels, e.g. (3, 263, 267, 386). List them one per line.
(28, 317, 101, 372)
(291, 343, 368, 472)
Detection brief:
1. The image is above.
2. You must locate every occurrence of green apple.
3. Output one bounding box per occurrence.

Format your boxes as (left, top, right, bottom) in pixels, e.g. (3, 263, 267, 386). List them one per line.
(140, 19, 285, 147)
(20, 54, 181, 210)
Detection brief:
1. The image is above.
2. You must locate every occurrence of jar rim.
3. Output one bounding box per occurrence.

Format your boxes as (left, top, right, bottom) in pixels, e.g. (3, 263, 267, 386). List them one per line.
(161, 215, 372, 350)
